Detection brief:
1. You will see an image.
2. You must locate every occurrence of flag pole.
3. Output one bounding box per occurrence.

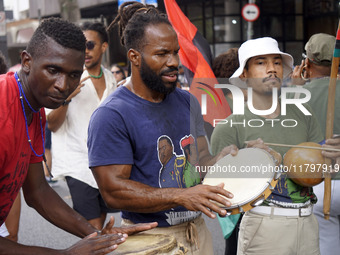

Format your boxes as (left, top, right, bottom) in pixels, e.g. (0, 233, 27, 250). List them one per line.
(323, 20, 340, 220)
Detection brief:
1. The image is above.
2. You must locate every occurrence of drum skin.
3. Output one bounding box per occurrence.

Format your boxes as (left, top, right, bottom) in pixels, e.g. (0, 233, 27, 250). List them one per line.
(202, 148, 279, 215)
(283, 142, 324, 187)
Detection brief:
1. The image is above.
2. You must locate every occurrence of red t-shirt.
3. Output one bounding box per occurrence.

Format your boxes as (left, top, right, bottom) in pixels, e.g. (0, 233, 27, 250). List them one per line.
(0, 72, 45, 224)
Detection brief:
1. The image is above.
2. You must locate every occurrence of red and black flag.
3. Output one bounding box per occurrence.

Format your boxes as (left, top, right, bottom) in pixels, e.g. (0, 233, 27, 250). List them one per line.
(164, 0, 232, 128)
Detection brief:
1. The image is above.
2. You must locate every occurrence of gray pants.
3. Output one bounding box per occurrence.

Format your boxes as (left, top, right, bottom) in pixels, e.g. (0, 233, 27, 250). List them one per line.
(314, 180, 340, 255)
(237, 210, 320, 255)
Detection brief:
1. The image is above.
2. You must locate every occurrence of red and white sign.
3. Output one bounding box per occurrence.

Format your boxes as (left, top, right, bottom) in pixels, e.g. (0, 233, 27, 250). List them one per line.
(242, 4, 260, 22)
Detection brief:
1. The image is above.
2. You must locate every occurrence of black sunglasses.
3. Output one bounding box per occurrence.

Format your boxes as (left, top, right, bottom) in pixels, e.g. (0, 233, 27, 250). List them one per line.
(86, 41, 96, 50)
(112, 70, 122, 74)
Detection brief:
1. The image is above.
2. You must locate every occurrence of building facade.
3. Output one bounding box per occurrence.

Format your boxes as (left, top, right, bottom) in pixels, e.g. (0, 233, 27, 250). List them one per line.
(5, 0, 340, 68)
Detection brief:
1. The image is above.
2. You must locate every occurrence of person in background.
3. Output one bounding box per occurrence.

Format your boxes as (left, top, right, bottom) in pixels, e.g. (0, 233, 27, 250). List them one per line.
(212, 48, 247, 112)
(47, 21, 118, 230)
(0, 17, 156, 254)
(0, 51, 7, 74)
(43, 124, 58, 186)
(111, 63, 127, 83)
(177, 65, 188, 88)
(291, 33, 340, 255)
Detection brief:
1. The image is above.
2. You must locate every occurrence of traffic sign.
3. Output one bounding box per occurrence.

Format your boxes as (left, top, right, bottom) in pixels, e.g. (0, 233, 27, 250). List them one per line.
(241, 3, 260, 22)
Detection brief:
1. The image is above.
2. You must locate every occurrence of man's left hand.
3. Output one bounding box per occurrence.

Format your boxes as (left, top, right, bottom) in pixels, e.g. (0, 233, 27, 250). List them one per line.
(101, 216, 158, 236)
(322, 136, 340, 171)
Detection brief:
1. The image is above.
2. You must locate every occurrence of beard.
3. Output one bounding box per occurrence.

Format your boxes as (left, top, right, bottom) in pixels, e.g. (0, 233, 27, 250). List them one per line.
(140, 57, 178, 95)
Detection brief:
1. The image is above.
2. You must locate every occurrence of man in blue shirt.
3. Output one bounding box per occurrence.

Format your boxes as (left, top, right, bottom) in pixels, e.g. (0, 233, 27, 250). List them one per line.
(87, 2, 237, 254)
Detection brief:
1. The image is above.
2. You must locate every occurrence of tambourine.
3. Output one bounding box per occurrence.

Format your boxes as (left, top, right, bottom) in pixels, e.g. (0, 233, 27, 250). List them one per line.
(203, 148, 281, 215)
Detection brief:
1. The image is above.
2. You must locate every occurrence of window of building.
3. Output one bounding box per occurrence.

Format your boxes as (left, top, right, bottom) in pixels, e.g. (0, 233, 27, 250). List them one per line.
(165, 0, 338, 67)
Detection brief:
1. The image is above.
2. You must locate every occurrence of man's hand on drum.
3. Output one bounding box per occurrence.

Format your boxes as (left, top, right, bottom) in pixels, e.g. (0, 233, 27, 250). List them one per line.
(322, 135, 340, 174)
(245, 138, 282, 165)
(215, 144, 239, 162)
(176, 182, 233, 219)
(64, 231, 126, 255)
(245, 138, 268, 150)
(101, 216, 158, 236)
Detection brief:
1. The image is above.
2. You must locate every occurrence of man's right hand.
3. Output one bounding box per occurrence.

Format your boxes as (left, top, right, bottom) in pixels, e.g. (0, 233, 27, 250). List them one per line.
(176, 183, 233, 218)
(290, 59, 308, 85)
(64, 232, 126, 255)
(101, 216, 158, 236)
(66, 79, 87, 102)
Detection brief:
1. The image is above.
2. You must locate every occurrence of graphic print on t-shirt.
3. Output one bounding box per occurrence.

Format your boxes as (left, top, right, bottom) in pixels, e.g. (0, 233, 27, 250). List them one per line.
(157, 135, 201, 188)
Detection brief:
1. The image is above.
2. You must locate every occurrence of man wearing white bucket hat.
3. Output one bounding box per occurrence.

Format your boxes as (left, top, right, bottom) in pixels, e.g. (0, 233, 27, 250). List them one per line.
(230, 37, 293, 88)
(211, 37, 324, 255)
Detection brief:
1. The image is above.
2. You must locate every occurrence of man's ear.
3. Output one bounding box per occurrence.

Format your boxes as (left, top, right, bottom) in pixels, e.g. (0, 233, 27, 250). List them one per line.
(240, 72, 247, 81)
(21, 51, 32, 74)
(101, 42, 108, 54)
(128, 49, 141, 67)
(304, 58, 312, 70)
(303, 58, 312, 78)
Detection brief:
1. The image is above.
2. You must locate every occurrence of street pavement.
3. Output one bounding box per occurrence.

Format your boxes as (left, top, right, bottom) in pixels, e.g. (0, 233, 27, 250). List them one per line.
(18, 180, 226, 254)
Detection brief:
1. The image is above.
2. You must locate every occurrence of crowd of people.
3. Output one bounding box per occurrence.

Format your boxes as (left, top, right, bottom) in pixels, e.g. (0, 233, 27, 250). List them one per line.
(1, 1, 340, 255)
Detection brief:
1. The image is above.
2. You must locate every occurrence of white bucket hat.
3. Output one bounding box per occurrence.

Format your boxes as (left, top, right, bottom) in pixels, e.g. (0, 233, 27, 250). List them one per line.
(230, 37, 294, 88)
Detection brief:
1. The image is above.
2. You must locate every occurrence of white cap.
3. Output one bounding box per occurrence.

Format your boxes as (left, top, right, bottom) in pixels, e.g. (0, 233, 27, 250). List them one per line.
(230, 37, 294, 88)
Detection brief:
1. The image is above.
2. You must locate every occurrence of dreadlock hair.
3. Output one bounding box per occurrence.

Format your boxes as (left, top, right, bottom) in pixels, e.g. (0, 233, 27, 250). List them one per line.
(26, 17, 86, 58)
(81, 22, 109, 43)
(212, 48, 239, 78)
(107, 1, 171, 51)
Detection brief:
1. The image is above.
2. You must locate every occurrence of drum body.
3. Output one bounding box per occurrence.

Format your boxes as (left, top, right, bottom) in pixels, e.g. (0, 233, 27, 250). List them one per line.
(203, 148, 280, 214)
(114, 233, 185, 255)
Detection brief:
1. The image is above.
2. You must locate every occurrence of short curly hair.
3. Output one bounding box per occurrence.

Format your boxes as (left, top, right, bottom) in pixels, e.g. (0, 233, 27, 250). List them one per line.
(107, 1, 171, 51)
(212, 48, 239, 78)
(81, 22, 108, 43)
(26, 17, 86, 58)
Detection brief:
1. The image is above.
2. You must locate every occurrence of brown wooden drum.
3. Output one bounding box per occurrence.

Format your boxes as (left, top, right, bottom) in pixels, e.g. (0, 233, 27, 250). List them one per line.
(203, 148, 281, 215)
(283, 142, 325, 187)
(114, 233, 186, 255)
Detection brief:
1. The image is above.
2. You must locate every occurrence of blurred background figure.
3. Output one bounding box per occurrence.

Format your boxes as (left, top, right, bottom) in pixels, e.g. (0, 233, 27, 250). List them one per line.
(43, 124, 57, 186)
(0, 51, 7, 74)
(212, 48, 239, 79)
(212, 47, 247, 112)
(177, 65, 188, 88)
(111, 63, 126, 83)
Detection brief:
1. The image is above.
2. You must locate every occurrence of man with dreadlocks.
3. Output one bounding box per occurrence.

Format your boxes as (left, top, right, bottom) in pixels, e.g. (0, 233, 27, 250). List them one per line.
(87, 2, 238, 254)
(0, 17, 156, 254)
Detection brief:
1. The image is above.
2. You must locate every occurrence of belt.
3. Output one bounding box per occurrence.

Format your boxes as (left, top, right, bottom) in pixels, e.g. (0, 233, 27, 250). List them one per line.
(250, 205, 313, 217)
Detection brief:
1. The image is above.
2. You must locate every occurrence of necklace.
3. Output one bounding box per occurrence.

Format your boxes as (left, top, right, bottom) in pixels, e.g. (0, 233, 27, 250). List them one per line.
(88, 67, 103, 79)
(15, 72, 45, 158)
